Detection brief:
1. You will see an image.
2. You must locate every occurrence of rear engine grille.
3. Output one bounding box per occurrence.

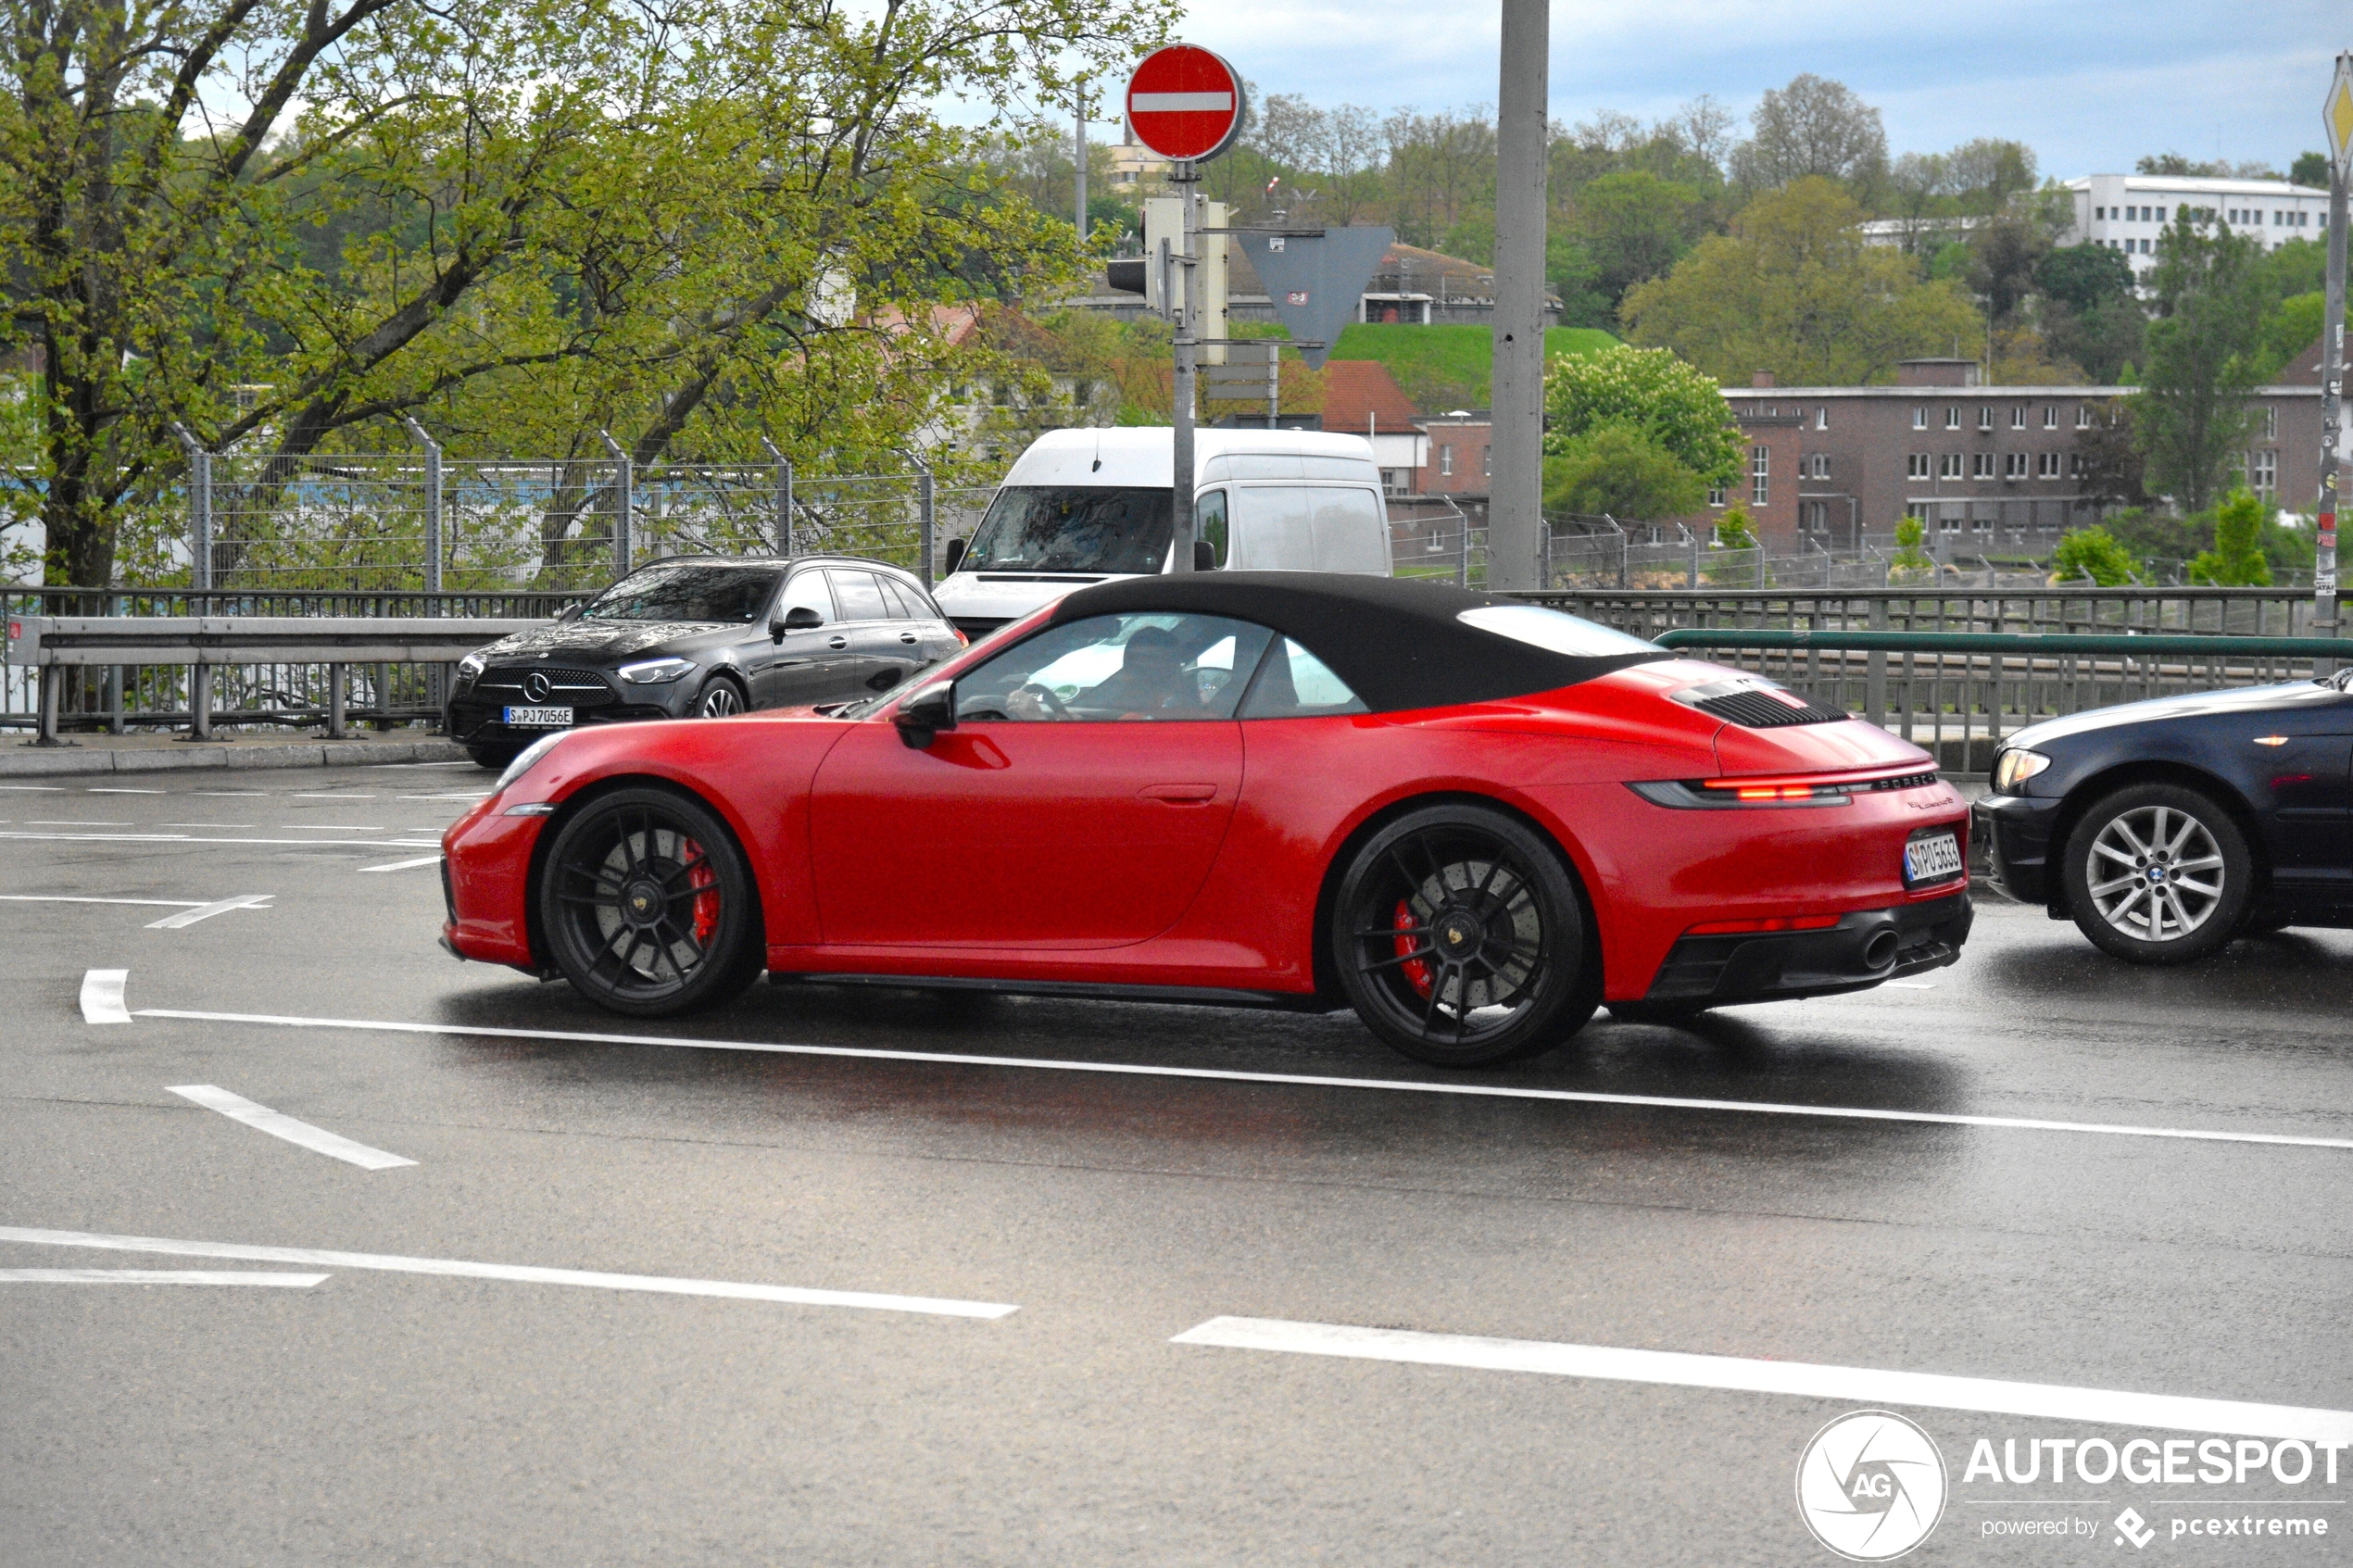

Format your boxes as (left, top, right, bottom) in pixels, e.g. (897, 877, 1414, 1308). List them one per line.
(475, 665, 619, 709)
(1691, 689, 1849, 727)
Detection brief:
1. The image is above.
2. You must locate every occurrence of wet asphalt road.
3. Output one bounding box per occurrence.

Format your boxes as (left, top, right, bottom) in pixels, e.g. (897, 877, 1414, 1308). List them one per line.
(2, 762, 2349, 1566)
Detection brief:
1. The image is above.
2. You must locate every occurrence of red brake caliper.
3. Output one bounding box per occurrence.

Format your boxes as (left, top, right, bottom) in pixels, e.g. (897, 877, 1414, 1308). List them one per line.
(1395, 898, 1432, 997)
(684, 836, 720, 945)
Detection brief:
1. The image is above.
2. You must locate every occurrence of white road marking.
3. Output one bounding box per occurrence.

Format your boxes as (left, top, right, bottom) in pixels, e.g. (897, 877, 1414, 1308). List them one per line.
(194, 791, 268, 797)
(162, 822, 254, 829)
(85, 787, 165, 794)
(397, 793, 490, 801)
(275, 824, 383, 831)
(145, 894, 273, 930)
(0, 784, 65, 791)
(80, 970, 131, 1024)
(0, 832, 439, 848)
(130, 1007, 2353, 1154)
(1169, 1317, 2353, 1445)
(0, 1269, 327, 1286)
(166, 1085, 416, 1170)
(25, 819, 132, 826)
(0, 1225, 1019, 1318)
(0, 895, 206, 909)
(291, 793, 378, 799)
(359, 855, 443, 873)
(1883, 982, 1937, 989)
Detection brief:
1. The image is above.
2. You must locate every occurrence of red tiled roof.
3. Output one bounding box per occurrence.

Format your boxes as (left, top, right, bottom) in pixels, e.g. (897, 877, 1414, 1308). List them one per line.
(1319, 359, 1419, 433)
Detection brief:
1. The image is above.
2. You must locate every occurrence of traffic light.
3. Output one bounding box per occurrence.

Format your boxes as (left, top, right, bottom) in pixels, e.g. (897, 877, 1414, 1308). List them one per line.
(1103, 197, 1228, 363)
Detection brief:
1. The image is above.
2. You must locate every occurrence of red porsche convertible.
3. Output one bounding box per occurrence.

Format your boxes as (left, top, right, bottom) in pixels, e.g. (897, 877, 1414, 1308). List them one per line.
(441, 574, 1971, 1067)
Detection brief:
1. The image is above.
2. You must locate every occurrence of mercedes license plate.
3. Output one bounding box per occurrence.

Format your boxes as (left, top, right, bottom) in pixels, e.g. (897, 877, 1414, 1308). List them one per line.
(1904, 829, 1963, 887)
(502, 705, 573, 728)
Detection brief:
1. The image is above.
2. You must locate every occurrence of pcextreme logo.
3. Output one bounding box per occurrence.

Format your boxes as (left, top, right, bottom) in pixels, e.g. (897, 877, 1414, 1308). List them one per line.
(1795, 1411, 1949, 1561)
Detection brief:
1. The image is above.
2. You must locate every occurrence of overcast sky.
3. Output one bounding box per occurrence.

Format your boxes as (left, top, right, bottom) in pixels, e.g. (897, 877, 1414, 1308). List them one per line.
(1155, 0, 2345, 181)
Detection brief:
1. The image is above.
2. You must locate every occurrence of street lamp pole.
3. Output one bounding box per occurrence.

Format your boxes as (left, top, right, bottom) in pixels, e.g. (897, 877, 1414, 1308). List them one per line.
(1488, 0, 1549, 590)
(2320, 53, 2352, 639)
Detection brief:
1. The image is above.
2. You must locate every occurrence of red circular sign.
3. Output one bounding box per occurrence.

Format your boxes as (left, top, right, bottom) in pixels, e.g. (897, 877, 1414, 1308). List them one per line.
(1125, 44, 1245, 163)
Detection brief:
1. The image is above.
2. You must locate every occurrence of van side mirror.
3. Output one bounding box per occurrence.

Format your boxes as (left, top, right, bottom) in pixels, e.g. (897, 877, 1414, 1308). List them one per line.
(894, 678, 956, 749)
(943, 536, 967, 574)
(773, 604, 824, 640)
(1193, 539, 1216, 571)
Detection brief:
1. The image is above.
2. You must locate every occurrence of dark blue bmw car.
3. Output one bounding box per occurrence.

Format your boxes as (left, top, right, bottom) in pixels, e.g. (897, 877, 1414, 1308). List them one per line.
(1974, 671, 2353, 963)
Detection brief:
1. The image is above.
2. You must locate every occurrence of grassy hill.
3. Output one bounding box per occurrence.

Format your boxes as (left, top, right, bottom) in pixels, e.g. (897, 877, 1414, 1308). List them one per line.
(1238, 322, 1618, 413)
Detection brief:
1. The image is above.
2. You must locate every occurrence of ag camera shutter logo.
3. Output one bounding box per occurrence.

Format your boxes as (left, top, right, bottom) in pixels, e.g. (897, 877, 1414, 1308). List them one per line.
(1795, 1411, 1948, 1561)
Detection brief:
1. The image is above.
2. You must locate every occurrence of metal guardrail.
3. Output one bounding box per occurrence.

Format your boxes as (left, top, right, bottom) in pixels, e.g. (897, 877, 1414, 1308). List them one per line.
(7, 616, 545, 744)
(1642, 625, 2343, 771)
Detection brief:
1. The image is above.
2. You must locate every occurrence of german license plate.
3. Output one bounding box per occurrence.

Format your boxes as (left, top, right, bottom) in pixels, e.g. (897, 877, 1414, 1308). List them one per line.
(1904, 829, 1963, 886)
(502, 705, 573, 727)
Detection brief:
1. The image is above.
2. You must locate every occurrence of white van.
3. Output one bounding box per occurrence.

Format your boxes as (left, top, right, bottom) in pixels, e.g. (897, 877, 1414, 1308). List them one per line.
(932, 427, 1391, 635)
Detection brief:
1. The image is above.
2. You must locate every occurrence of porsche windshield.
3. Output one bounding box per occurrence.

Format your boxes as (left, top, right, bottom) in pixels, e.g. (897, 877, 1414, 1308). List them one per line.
(582, 563, 780, 623)
(961, 486, 1173, 574)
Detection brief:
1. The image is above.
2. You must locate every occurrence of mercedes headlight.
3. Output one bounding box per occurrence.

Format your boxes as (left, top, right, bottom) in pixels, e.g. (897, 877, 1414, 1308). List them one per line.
(1992, 747, 2051, 793)
(456, 651, 486, 684)
(494, 732, 567, 795)
(617, 657, 697, 684)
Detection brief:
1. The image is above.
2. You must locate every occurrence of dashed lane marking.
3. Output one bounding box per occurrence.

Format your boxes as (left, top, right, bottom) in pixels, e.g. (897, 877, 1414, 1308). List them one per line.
(0, 1226, 1019, 1318)
(0, 895, 206, 909)
(84, 787, 165, 794)
(0, 1269, 328, 1286)
(290, 793, 378, 799)
(79, 971, 131, 1024)
(0, 832, 441, 848)
(0, 784, 64, 791)
(125, 1007, 2353, 1154)
(359, 855, 444, 873)
(1169, 1317, 2353, 1445)
(145, 895, 273, 930)
(166, 1085, 416, 1170)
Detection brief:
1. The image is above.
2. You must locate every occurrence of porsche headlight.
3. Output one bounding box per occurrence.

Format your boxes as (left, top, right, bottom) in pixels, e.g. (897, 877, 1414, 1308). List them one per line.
(617, 657, 697, 684)
(1993, 747, 2051, 794)
(494, 732, 566, 795)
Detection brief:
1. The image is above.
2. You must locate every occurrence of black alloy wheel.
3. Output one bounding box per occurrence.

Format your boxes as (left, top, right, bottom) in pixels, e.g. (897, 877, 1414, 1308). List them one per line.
(2060, 782, 2252, 965)
(538, 786, 764, 1016)
(697, 676, 748, 718)
(1331, 803, 1598, 1067)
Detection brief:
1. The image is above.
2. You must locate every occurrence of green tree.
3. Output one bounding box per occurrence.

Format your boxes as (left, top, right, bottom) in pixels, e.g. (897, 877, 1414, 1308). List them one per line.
(1891, 515, 1933, 573)
(2291, 152, 2331, 189)
(2132, 215, 2266, 510)
(1541, 345, 1742, 487)
(1541, 425, 1706, 521)
(2035, 243, 2137, 318)
(2052, 526, 2136, 585)
(1619, 178, 1982, 385)
(1728, 75, 1888, 202)
(2187, 489, 2272, 585)
(1714, 503, 1757, 548)
(1573, 170, 1702, 307)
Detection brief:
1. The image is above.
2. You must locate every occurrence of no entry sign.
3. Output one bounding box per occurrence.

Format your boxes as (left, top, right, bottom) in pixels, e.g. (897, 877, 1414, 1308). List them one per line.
(1125, 45, 1245, 163)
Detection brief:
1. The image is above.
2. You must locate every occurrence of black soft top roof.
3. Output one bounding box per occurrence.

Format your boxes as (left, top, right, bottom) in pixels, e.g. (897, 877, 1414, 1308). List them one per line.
(1050, 572, 1666, 713)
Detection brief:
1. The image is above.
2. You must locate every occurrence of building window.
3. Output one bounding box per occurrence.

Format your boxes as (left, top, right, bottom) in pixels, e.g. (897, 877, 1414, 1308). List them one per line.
(1906, 454, 1931, 480)
(1977, 407, 1994, 432)
(1815, 407, 1828, 431)
(1911, 407, 1926, 431)
(1707, 485, 1726, 508)
(2069, 453, 2085, 477)
(1940, 511, 1963, 534)
(2076, 404, 2092, 429)
(2043, 406, 2057, 429)
(1439, 445, 1453, 477)
(1971, 452, 1994, 479)
(2004, 452, 2029, 479)
(2254, 449, 2278, 496)
(1906, 502, 1931, 523)
(1939, 453, 1963, 480)
(2263, 406, 2278, 440)
(1807, 454, 1831, 480)
(2095, 206, 2105, 220)
(1751, 445, 1769, 507)
(2036, 451, 2063, 478)
(1945, 407, 1961, 430)
(2011, 406, 2026, 430)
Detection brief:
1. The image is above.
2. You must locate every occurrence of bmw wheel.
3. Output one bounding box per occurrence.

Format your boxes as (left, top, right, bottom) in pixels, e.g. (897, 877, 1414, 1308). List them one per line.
(697, 676, 747, 718)
(538, 786, 764, 1016)
(2060, 783, 2251, 965)
(1331, 803, 1598, 1068)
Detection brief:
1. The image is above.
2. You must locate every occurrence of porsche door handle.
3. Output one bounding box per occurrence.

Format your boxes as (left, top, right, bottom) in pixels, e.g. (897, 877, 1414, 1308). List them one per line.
(1139, 783, 1219, 804)
(827, 635, 849, 650)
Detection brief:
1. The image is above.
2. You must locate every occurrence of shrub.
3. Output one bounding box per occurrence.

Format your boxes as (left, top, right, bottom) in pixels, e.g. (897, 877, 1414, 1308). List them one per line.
(2187, 487, 2272, 585)
(1541, 423, 1707, 521)
(2052, 526, 2138, 586)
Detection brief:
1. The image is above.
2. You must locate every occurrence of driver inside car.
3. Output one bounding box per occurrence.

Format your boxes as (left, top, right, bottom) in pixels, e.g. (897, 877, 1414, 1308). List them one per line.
(1009, 625, 1199, 719)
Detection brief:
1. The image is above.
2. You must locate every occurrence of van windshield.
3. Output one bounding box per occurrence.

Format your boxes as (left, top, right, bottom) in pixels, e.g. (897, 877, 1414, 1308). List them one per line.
(961, 486, 1173, 574)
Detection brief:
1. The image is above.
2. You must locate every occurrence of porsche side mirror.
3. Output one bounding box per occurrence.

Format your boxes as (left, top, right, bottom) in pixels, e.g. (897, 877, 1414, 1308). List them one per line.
(894, 678, 955, 750)
(773, 604, 824, 641)
(943, 536, 967, 574)
(1193, 539, 1216, 571)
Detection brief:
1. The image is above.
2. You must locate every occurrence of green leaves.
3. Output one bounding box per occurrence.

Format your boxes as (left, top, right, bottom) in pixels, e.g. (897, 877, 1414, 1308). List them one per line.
(1541, 344, 1741, 486)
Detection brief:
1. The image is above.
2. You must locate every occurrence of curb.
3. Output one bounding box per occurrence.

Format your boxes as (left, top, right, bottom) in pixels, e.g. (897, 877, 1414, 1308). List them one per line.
(0, 736, 473, 778)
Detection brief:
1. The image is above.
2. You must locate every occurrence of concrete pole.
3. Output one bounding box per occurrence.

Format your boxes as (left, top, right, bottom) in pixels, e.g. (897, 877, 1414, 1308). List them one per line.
(1488, 0, 1549, 591)
(1171, 160, 1201, 573)
(1076, 82, 1088, 243)
(2320, 61, 2348, 639)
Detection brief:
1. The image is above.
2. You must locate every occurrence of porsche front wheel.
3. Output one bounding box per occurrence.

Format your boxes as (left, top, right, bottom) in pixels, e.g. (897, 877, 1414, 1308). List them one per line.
(538, 787, 764, 1016)
(1331, 804, 1598, 1068)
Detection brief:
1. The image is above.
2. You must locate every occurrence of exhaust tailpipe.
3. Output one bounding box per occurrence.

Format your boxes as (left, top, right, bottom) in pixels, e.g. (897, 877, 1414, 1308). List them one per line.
(1862, 929, 1901, 972)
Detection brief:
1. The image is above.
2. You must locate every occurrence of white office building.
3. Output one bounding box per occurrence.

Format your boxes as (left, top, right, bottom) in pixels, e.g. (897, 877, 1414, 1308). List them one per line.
(2063, 174, 2327, 278)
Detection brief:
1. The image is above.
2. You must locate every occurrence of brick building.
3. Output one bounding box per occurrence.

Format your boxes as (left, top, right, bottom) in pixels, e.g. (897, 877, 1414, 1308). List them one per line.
(1318, 361, 1428, 492)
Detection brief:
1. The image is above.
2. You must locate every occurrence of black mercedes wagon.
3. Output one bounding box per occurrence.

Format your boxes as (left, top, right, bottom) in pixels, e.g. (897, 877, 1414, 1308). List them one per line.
(446, 555, 963, 766)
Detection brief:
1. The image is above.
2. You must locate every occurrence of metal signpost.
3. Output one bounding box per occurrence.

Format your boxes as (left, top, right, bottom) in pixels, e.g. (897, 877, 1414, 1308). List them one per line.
(2321, 53, 2353, 642)
(1126, 45, 1245, 574)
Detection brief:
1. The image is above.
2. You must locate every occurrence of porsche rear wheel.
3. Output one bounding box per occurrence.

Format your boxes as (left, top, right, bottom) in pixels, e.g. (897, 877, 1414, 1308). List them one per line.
(539, 786, 764, 1016)
(1331, 804, 1598, 1068)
